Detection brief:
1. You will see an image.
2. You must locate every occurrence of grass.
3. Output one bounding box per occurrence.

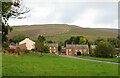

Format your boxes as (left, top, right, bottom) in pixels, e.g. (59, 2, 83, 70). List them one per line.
(0, 53, 2, 77)
(2, 53, 118, 76)
(77, 55, 119, 63)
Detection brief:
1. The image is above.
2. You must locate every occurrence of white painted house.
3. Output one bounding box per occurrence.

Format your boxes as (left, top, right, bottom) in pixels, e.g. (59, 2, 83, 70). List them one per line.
(19, 38, 35, 50)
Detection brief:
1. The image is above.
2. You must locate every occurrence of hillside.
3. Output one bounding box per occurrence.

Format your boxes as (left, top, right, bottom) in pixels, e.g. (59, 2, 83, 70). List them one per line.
(8, 24, 118, 42)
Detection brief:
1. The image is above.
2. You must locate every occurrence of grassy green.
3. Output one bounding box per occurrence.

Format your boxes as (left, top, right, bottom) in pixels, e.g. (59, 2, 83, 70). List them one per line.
(9, 24, 118, 42)
(2, 53, 118, 76)
(77, 55, 119, 63)
(0, 53, 2, 77)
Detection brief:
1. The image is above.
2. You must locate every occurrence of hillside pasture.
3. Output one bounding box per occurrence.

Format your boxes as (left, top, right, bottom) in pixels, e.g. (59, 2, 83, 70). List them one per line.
(8, 24, 118, 42)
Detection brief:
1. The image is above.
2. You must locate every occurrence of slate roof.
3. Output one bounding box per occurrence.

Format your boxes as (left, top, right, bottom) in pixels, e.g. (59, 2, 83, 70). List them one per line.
(66, 44, 88, 49)
(47, 43, 58, 47)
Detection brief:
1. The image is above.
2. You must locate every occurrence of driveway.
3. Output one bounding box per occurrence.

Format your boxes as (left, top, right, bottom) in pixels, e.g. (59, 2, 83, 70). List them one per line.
(60, 55, 119, 65)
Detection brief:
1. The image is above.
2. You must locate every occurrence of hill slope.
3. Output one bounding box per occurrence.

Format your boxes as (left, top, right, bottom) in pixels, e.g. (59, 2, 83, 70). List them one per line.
(8, 24, 118, 42)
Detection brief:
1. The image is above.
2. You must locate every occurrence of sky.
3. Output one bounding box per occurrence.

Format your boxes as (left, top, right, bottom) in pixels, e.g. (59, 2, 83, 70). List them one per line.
(8, 0, 119, 29)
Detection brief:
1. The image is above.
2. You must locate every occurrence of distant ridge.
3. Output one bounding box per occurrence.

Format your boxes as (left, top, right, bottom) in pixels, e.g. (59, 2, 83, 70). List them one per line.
(8, 24, 118, 42)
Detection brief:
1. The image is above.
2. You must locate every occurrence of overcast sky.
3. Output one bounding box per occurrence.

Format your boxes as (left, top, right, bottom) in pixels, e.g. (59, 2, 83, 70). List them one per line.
(8, 0, 119, 29)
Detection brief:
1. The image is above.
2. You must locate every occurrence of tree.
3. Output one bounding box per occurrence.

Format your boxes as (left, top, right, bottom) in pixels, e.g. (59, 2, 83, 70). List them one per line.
(35, 35, 48, 56)
(47, 40, 54, 43)
(58, 42, 63, 55)
(64, 36, 87, 45)
(95, 41, 115, 58)
(117, 35, 120, 48)
(2, 0, 30, 48)
(79, 36, 87, 44)
(118, 35, 120, 40)
(87, 40, 92, 55)
(58, 45, 62, 55)
(41, 46, 49, 53)
(10, 34, 26, 43)
(107, 38, 119, 48)
(37, 35, 46, 42)
(94, 38, 105, 45)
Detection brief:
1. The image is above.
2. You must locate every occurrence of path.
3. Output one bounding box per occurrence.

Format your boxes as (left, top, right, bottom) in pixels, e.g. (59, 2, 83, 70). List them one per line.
(60, 55, 119, 65)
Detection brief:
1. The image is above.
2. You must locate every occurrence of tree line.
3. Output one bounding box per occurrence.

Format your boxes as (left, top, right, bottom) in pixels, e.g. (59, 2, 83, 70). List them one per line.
(64, 36, 120, 58)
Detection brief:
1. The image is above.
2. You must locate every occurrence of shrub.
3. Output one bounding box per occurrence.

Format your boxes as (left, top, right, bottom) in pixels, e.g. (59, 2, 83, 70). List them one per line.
(35, 42, 49, 54)
(41, 46, 49, 53)
(2, 42, 9, 49)
(95, 41, 115, 58)
(10, 34, 26, 43)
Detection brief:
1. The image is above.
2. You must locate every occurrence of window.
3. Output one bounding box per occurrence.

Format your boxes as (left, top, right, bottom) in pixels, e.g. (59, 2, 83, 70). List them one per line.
(50, 47, 51, 49)
(54, 47, 56, 49)
(50, 50, 52, 53)
(69, 49, 71, 51)
(54, 50, 56, 52)
(75, 49, 77, 52)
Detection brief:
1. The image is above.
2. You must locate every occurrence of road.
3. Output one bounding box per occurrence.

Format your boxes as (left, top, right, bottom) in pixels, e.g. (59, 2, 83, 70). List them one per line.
(60, 55, 119, 65)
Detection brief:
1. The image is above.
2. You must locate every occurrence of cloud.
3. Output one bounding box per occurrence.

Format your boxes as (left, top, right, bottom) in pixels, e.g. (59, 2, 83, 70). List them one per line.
(66, 2, 118, 28)
(70, 8, 99, 28)
(8, 0, 118, 29)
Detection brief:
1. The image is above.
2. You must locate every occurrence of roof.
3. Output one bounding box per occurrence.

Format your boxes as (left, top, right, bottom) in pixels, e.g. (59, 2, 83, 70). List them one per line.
(47, 43, 58, 47)
(19, 38, 35, 45)
(66, 44, 88, 49)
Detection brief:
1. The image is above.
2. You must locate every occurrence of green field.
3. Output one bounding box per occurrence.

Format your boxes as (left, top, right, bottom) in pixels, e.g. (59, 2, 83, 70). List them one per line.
(9, 24, 118, 42)
(2, 53, 118, 76)
(0, 53, 2, 77)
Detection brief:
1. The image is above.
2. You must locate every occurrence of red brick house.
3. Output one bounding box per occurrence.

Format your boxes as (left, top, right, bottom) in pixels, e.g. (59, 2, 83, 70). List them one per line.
(47, 43, 58, 55)
(65, 44, 89, 56)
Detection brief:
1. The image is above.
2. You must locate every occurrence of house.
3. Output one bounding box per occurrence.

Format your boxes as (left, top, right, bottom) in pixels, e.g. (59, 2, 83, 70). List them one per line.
(19, 38, 35, 50)
(65, 44, 89, 56)
(18, 43, 27, 51)
(47, 43, 58, 55)
(115, 48, 120, 56)
(9, 42, 18, 51)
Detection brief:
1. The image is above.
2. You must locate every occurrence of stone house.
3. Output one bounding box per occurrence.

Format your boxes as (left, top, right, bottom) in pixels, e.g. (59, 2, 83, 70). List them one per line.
(65, 44, 89, 56)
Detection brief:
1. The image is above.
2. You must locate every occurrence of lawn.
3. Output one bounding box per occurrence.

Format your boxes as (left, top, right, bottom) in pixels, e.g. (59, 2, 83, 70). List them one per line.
(0, 53, 2, 77)
(77, 55, 119, 63)
(2, 53, 118, 76)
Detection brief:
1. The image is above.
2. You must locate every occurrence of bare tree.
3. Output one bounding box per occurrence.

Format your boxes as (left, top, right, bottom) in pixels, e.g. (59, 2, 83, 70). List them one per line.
(1, 0, 30, 47)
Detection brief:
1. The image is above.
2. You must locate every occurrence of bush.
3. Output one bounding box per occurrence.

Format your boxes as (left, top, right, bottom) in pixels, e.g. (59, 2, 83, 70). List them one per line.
(95, 41, 115, 58)
(35, 42, 44, 52)
(35, 42, 49, 53)
(10, 34, 26, 43)
(2, 42, 9, 49)
(41, 46, 49, 53)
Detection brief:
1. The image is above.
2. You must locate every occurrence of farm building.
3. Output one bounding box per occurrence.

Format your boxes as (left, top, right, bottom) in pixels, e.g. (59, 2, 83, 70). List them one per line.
(47, 43, 58, 55)
(19, 38, 35, 50)
(65, 44, 89, 56)
(9, 42, 18, 50)
(115, 48, 120, 56)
